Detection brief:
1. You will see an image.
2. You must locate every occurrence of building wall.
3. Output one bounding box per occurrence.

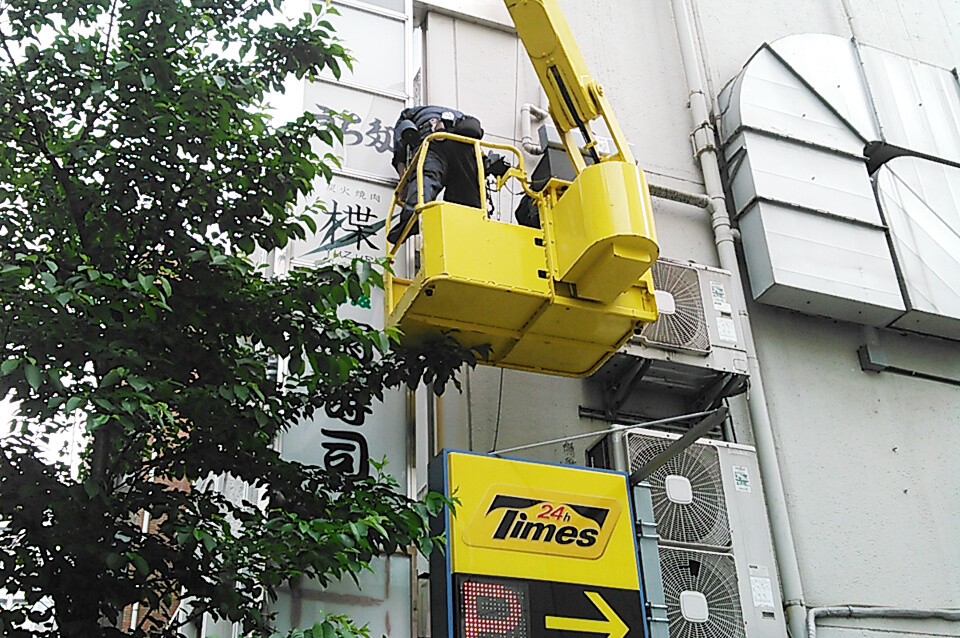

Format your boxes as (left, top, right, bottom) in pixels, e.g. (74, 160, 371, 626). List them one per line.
(415, 0, 960, 636)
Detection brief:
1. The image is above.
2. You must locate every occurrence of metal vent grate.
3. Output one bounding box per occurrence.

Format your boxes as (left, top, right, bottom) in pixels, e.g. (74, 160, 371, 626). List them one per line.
(626, 433, 731, 548)
(659, 547, 745, 638)
(641, 260, 711, 354)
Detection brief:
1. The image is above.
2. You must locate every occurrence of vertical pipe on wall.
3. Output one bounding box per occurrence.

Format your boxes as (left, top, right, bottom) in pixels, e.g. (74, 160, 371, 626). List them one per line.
(611, 425, 630, 474)
(669, 1, 808, 637)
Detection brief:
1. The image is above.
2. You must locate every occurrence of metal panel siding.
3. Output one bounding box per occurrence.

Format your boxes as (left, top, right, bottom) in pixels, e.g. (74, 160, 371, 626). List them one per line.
(719, 31, 960, 338)
(692, 0, 852, 101)
(727, 131, 882, 224)
(726, 147, 759, 217)
(737, 205, 776, 298)
(770, 34, 879, 142)
(724, 47, 864, 153)
(860, 44, 960, 164)
(328, 3, 406, 91)
(738, 201, 905, 324)
(876, 158, 960, 338)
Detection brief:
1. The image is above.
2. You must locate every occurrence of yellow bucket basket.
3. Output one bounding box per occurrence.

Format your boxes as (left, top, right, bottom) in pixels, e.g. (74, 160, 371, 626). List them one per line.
(385, 133, 659, 378)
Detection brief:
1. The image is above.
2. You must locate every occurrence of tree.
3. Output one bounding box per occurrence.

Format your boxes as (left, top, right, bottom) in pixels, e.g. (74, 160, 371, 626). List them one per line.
(0, 1, 476, 636)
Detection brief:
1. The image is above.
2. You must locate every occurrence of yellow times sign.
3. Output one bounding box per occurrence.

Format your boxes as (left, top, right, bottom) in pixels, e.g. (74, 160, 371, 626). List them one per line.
(447, 451, 640, 591)
(462, 484, 622, 560)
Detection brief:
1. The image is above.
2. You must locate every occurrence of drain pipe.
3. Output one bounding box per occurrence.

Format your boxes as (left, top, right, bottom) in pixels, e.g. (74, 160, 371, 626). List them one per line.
(520, 103, 549, 155)
(669, 1, 808, 637)
(808, 606, 960, 638)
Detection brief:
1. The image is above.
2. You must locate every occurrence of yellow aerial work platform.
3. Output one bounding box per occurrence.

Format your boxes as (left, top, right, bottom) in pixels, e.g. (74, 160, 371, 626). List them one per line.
(384, 135, 659, 378)
(384, 0, 660, 378)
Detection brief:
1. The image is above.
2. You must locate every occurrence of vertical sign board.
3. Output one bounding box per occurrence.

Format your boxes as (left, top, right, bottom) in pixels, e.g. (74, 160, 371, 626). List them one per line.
(280, 0, 409, 487)
(270, 2, 412, 636)
(430, 451, 649, 638)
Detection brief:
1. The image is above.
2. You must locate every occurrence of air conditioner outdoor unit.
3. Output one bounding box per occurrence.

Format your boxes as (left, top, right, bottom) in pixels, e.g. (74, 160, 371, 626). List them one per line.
(592, 259, 749, 421)
(587, 429, 787, 638)
(631, 258, 748, 375)
(659, 546, 746, 638)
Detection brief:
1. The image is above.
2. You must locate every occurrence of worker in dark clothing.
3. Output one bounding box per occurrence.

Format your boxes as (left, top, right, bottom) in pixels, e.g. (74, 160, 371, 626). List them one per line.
(389, 105, 484, 245)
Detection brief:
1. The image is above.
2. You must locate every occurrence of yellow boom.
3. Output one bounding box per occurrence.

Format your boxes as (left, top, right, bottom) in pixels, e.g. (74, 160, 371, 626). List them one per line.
(505, 0, 635, 169)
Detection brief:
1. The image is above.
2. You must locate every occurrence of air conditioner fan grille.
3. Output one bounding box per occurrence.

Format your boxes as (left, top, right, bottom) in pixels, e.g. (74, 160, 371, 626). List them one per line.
(659, 547, 745, 638)
(627, 434, 731, 548)
(641, 260, 711, 354)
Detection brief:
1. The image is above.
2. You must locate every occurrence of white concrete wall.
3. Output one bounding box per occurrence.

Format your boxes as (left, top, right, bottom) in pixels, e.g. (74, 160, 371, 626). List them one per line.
(416, 1, 960, 637)
(749, 303, 960, 609)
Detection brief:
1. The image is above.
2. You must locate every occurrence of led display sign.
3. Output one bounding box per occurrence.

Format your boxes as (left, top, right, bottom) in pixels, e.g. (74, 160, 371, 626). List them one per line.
(429, 451, 648, 638)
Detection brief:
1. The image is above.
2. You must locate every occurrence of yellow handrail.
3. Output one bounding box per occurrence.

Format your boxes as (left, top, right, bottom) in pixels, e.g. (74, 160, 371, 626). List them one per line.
(385, 133, 536, 255)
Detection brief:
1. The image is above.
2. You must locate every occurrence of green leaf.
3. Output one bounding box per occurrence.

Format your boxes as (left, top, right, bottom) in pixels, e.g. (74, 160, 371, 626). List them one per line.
(1, 358, 19, 375)
(158, 276, 172, 297)
(202, 534, 216, 552)
(128, 552, 149, 575)
(289, 351, 304, 375)
(83, 481, 100, 498)
(418, 535, 434, 557)
(39, 271, 57, 290)
(425, 491, 447, 517)
(356, 259, 371, 284)
(213, 75, 226, 89)
(235, 235, 255, 254)
(47, 369, 63, 390)
(101, 368, 122, 387)
(105, 553, 124, 570)
(24, 364, 41, 390)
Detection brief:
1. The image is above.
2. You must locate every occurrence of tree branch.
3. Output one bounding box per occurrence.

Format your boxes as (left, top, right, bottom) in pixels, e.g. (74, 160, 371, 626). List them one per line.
(0, 28, 91, 248)
(100, 0, 121, 68)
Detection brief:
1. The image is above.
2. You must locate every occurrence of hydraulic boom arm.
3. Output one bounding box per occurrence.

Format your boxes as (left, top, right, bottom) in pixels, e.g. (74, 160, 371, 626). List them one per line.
(504, 0, 635, 170)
